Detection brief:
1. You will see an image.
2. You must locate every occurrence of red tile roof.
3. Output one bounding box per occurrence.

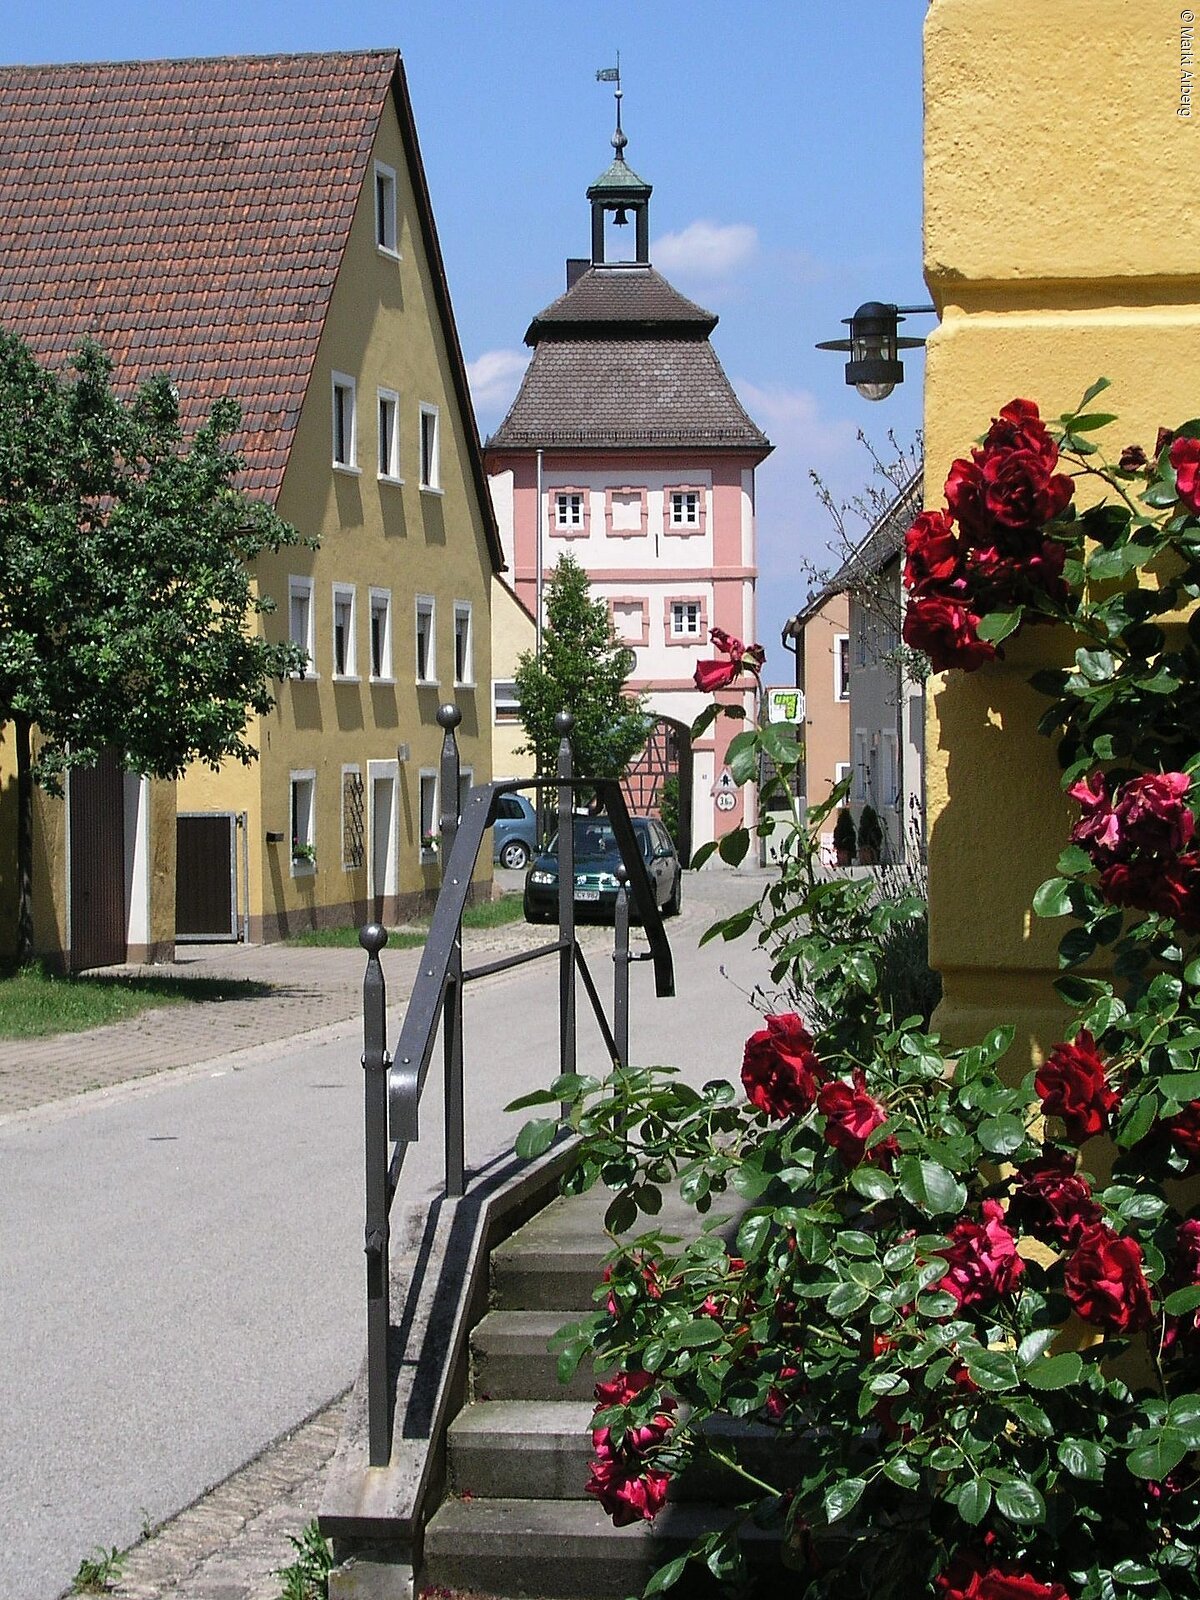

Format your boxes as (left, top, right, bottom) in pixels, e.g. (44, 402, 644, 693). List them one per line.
(0, 51, 396, 499)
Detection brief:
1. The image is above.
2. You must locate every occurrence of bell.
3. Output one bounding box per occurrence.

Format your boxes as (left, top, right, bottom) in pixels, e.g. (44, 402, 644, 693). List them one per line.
(612, 206, 629, 226)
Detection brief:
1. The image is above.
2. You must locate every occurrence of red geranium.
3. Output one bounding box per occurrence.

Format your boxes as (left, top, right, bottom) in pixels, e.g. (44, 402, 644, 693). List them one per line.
(937, 1199, 1024, 1309)
(1064, 1223, 1154, 1334)
(936, 1551, 1071, 1600)
(903, 593, 997, 674)
(817, 1070, 898, 1168)
(1035, 1032, 1119, 1143)
(741, 1013, 823, 1120)
(1169, 435, 1200, 514)
(1007, 1152, 1101, 1249)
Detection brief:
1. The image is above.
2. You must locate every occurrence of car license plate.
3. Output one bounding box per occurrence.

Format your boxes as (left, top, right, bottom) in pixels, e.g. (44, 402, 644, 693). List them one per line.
(575, 889, 601, 902)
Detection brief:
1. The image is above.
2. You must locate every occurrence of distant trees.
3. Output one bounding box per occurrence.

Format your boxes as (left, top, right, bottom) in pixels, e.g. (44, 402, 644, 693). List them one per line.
(0, 330, 307, 958)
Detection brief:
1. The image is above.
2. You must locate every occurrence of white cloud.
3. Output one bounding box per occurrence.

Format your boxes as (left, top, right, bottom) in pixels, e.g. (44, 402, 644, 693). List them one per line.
(735, 380, 859, 465)
(466, 348, 528, 415)
(652, 220, 758, 280)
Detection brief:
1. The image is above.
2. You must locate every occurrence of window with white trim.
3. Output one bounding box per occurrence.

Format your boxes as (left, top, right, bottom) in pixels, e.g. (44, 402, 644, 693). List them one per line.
(555, 491, 585, 530)
(493, 680, 520, 724)
(332, 585, 356, 678)
(332, 373, 357, 470)
(415, 595, 436, 683)
(881, 731, 900, 808)
(288, 577, 314, 676)
(835, 761, 853, 792)
(670, 601, 702, 639)
(374, 162, 398, 255)
(369, 588, 392, 680)
(419, 404, 440, 490)
(835, 634, 851, 701)
(669, 489, 701, 528)
(419, 770, 438, 861)
(377, 389, 400, 480)
(290, 772, 316, 874)
(453, 602, 473, 686)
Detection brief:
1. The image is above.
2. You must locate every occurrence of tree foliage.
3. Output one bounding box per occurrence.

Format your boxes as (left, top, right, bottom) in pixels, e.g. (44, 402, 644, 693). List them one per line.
(514, 553, 648, 782)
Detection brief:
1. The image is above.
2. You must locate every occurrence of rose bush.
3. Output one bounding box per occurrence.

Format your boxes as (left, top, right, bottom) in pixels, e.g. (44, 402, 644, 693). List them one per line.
(510, 383, 1200, 1599)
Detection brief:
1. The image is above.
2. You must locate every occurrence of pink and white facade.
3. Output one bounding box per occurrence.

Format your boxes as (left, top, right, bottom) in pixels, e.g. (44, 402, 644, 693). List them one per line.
(484, 127, 771, 851)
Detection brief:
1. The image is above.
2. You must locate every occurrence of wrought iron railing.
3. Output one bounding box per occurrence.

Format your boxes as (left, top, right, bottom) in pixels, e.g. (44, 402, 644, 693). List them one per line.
(358, 707, 675, 1466)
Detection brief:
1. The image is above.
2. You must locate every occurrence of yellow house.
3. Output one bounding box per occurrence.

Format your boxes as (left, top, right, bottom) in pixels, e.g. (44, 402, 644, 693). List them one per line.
(923, 1, 1199, 1062)
(0, 50, 501, 961)
(490, 577, 538, 783)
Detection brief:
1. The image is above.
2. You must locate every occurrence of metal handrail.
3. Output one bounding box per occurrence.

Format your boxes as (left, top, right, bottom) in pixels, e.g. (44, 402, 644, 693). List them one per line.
(359, 707, 675, 1465)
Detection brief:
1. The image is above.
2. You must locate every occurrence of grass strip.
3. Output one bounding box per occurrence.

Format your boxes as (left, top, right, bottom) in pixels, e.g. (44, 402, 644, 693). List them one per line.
(0, 964, 275, 1041)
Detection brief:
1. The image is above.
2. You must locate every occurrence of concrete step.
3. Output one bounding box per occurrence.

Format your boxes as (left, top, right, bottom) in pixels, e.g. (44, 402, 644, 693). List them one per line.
(471, 1311, 601, 1402)
(448, 1401, 788, 1505)
(422, 1496, 779, 1599)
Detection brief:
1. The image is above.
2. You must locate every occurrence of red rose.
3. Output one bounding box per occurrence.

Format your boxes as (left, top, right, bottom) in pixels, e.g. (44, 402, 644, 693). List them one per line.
(1169, 436, 1200, 514)
(903, 593, 997, 674)
(817, 1070, 898, 1167)
(1119, 443, 1149, 472)
(1163, 1218, 1200, 1357)
(937, 1199, 1024, 1309)
(937, 1552, 1071, 1600)
(979, 446, 1073, 534)
(694, 628, 765, 692)
(945, 401, 1073, 546)
(1035, 1031, 1119, 1143)
(1098, 857, 1194, 925)
(968, 535, 1068, 611)
(904, 509, 963, 592)
(983, 398, 1062, 471)
(1064, 1223, 1154, 1333)
(693, 657, 739, 691)
(587, 1369, 676, 1526)
(944, 456, 990, 541)
(1115, 772, 1194, 856)
(741, 1013, 822, 1120)
(1068, 770, 1123, 864)
(1008, 1152, 1101, 1249)
(1166, 1100, 1200, 1161)
(602, 1257, 662, 1317)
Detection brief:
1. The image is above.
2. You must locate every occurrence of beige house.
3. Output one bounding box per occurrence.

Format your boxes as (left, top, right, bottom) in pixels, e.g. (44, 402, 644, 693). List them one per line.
(785, 589, 851, 862)
(490, 579, 538, 783)
(0, 51, 502, 960)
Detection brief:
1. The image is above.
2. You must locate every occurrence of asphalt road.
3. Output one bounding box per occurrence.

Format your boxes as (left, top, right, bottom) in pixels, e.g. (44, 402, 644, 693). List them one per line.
(0, 869, 772, 1600)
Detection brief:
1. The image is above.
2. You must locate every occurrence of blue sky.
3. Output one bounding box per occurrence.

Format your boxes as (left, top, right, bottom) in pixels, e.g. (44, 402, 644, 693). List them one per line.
(9, 2, 928, 682)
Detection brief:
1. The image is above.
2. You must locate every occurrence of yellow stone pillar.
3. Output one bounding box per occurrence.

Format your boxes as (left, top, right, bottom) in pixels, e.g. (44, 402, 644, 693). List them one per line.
(924, 0, 1200, 1063)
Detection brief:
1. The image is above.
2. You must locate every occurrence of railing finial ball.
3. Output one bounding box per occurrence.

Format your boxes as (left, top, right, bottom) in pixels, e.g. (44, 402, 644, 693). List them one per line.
(615, 864, 629, 885)
(359, 922, 389, 953)
(437, 703, 462, 730)
(554, 709, 575, 736)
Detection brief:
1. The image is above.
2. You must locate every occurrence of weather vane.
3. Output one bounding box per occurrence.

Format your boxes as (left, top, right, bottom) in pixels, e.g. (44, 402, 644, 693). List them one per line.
(595, 55, 626, 158)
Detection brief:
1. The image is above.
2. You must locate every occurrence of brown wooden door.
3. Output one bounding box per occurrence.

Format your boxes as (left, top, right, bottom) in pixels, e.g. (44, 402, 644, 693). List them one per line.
(69, 749, 127, 970)
(176, 814, 237, 940)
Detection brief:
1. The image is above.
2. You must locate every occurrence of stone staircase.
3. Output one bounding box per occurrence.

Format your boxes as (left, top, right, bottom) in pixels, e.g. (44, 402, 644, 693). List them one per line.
(419, 1184, 776, 1600)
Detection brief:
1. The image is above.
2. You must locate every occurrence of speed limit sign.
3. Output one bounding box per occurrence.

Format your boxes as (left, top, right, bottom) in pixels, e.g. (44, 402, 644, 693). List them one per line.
(715, 790, 736, 812)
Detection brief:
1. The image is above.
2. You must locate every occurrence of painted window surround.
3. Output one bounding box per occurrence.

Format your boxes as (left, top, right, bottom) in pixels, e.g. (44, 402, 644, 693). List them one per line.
(604, 485, 648, 539)
(664, 485, 708, 537)
(550, 487, 590, 538)
(664, 593, 709, 646)
(607, 594, 650, 648)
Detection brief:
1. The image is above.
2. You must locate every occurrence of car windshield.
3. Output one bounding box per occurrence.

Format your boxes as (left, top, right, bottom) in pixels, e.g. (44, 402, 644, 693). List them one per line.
(544, 819, 652, 860)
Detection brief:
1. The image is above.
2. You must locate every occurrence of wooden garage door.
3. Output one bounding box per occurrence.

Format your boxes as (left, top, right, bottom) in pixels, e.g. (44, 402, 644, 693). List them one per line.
(69, 749, 126, 971)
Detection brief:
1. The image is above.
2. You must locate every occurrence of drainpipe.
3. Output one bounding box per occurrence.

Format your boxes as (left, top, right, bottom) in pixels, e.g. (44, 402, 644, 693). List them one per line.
(535, 448, 544, 663)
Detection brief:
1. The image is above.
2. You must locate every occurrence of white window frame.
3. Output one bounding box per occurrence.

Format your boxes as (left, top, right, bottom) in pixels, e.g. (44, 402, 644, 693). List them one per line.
(377, 388, 401, 482)
(835, 760, 853, 795)
(880, 731, 900, 808)
(341, 764, 365, 872)
(419, 403, 441, 492)
(493, 679, 520, 724)
(369, 587, 393, 681)
(553, 490, 587, 534)
(374, 161, 399, 258)
(290, 770, 316, 876)
(415, 594, 436, 684)
(367, 760, 399, 901)
(332, 583, 357, 680)
(668, 488, 701, 528)
(418, 769, 439, 863)
(458, 766, 473, 822)
(332, 372, 358, 472)
(453, 601, 474, 687)
(835, 633, 851, 702)
(288, 576, 315, 678)
(670, 600, 702, 640)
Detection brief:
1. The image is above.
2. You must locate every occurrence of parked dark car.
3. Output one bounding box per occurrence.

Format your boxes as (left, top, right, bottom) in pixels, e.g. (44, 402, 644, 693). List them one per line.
(492, 792, 537, 870)
(523, 815, 682, 923)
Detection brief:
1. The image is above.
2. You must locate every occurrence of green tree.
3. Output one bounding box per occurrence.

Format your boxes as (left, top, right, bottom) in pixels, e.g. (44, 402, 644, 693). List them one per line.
(0, 330, 308, 959)
(514, 553, 648, 790)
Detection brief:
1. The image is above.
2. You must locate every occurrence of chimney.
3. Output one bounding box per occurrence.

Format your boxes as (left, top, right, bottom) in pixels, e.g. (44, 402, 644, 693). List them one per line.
(566, 258, 589, 290)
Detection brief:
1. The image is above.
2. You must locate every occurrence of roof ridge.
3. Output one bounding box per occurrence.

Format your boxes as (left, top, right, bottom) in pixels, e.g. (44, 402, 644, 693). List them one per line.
(0, 47, 399, 73)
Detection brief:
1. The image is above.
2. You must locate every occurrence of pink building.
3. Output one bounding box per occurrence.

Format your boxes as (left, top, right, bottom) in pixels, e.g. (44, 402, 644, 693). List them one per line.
(484, 116, 771, 852)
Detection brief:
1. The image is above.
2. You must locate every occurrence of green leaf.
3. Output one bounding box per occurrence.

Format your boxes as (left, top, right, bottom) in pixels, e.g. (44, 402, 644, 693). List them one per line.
(504, 1087, 559, 1112)
(883, 1457, 921, 1491)
(1127, 1427, 1189, 1480)
(1070, 412, 1119, 433)
(1058, 1438, 1105, 1480)
(827, 1281, 870, 1317)
(736, 1212, 773, 1260)
(1023, 1352, 1083, 1390)
(979, 1114, 1028, 1155)
(1033, 877, 1073, 918)
(645, 1556, 689, 1595)
(823, 1476, 867, 1524)
(717, 827, 750, 867)
(850, 1167, 895, 1202)
(954, 1478, 993, 1526)
(976, 609, 1022, 644)
(993, 1478, 1046, 1524)
(1164, 1286, 1200, 1315)
(1072, 376, 1112, 413)
(726, 730, 758, 785)
(965, 1350, 1018, 1391)
(1057, 843, 1094, 876)
(515, 1117, 558, 1160)
(1159, 1071, 1200, 1101)
(897, 1157, 967, 1216)
(669, 1318, 726, 1349)
(1059, 926, 1098, 969)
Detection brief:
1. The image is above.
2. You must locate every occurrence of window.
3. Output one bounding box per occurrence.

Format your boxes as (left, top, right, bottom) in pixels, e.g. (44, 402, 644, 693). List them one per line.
(835, 634, 851, 701)
(290, 772, 316, 874)
(881, 732, 900, 808)
(605, 486, 647, 538)
(332, 584, 356, 678)
(288, 577, 314, 676)
(377, 389, 400, 480)
(342, 767, 365, 870)
(332, 373, 357, 470)
(835, 761, 853, 792)
(419, 404, 440, 491)
(374, 161, 398, 255)
(552, 489, 588, 536)
(854, 730, 870, 802)
(419, 770, 438, 861)
(670, 601, 701, 639)
(453, 602, 473, 686)
(415, 595, 436, 683)
(854, 611, 869, 668)
(665, 486, 705, 534)
(369, 588, 392, 680)
(493, 679, 520, 724)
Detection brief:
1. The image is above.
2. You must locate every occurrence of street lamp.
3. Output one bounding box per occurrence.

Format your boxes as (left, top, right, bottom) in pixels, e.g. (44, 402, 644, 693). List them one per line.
(816, 301, 933, 401)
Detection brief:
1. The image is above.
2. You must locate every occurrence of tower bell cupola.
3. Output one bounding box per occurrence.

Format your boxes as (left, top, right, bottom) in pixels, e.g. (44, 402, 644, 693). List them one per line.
(588, 62, 652, 265)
